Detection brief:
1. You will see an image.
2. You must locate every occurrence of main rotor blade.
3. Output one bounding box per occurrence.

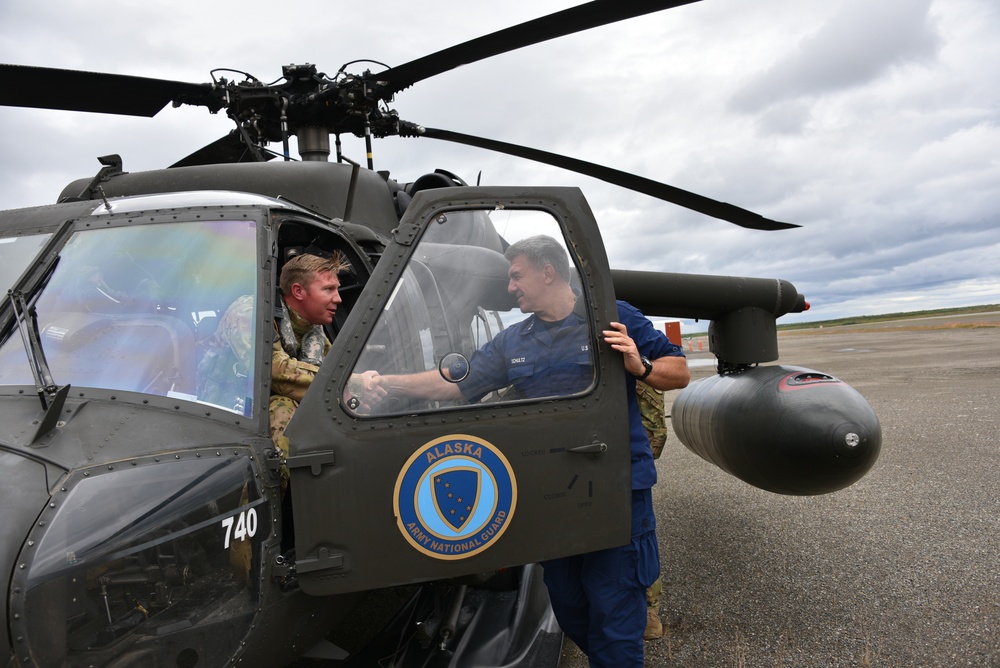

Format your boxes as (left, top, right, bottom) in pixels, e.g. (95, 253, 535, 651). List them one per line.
(413, 127, 798, 231)
(377, 0, 701, 96)
(170, 131, 271, 168)
(0, 64, 217, 117)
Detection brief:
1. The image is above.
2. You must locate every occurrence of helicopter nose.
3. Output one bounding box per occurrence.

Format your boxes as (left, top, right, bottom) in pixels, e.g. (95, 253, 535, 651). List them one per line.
(0, 450, 53, 660)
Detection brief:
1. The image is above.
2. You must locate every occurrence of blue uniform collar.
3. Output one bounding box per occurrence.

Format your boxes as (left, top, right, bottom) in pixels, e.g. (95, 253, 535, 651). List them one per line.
(520, 310, 584, 335)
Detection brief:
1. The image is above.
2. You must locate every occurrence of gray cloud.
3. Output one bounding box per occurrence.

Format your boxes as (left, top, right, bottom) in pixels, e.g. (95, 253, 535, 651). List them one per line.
(1, 0, 998, 331)
(731, 0, 940, 114)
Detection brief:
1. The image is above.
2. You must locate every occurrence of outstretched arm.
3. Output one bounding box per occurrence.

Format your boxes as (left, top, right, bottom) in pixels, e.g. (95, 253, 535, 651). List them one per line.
(374, 368, 464, 401)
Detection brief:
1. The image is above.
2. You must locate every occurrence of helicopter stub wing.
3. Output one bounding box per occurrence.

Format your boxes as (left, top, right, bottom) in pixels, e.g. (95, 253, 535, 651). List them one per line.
(0, 64, 219, 117)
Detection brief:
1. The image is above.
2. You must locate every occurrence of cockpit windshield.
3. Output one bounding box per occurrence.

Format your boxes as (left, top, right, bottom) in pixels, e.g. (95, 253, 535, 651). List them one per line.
(0, 220, 258, 415)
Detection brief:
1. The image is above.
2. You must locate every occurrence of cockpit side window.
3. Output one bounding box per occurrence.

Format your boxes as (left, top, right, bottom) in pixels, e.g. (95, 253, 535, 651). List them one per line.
(345, 209, 596, 416)
(0, 233, 51, 293)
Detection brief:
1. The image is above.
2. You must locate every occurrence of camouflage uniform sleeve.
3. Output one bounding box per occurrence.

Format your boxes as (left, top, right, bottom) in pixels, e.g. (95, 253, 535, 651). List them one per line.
(271, 339, 320, 403)
(218, 295, 255, 372)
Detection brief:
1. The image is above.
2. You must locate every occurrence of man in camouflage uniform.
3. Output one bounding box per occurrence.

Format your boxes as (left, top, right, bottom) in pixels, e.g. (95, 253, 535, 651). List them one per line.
(270, 252, 382, 490)
(637, 379, 667, 640)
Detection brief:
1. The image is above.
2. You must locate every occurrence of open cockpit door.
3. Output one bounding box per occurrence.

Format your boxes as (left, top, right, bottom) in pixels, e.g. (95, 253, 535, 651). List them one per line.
(286, 187, 631, 595)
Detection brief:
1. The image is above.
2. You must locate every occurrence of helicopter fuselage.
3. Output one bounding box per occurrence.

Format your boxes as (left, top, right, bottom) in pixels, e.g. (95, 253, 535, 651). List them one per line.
(0, 181, 616, 667)
(1, 165, 879, 667)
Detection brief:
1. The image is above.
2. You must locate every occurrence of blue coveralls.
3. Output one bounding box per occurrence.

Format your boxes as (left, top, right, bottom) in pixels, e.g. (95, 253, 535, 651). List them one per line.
(540, 302, 684, 667)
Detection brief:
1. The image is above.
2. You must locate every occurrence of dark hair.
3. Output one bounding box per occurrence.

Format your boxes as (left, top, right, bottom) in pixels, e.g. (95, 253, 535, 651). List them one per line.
(504, 235, 570, 283)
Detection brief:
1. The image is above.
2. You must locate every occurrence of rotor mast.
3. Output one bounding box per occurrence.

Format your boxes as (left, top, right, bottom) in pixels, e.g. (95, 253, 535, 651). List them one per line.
(297, 126, 331, 162)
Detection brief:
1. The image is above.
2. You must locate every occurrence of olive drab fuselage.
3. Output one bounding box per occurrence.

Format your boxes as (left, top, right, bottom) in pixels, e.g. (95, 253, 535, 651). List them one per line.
(0, 176, 634, 667)
(0, 164, 878, 668)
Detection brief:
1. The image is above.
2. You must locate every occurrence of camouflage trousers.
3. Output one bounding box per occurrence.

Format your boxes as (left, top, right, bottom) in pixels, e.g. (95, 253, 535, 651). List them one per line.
(269, 394, 297, 493)
(647, 575, 662, 608)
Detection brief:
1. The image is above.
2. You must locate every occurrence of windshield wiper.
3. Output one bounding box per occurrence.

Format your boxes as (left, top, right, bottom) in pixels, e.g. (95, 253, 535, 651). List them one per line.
(2, 220, 74, 418)
(9, 279, 61, 409)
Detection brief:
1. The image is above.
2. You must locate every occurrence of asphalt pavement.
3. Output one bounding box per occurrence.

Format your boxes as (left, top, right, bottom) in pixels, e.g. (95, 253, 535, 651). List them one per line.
(559, 311, 1000, 667)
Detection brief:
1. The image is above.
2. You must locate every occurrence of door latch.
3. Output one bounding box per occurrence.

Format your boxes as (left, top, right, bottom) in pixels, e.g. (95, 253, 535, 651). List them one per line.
(568, 442, 607, 455)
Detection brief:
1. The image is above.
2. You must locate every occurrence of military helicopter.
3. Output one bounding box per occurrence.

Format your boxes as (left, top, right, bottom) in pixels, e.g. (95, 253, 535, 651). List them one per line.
(0, 2, 882, 666)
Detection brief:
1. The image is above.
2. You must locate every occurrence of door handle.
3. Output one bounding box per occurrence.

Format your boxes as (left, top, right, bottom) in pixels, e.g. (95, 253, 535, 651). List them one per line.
(568, 442, 607, 455)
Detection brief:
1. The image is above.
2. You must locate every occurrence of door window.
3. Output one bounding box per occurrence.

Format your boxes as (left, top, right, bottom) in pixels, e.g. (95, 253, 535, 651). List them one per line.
(345, 208, 595, 416)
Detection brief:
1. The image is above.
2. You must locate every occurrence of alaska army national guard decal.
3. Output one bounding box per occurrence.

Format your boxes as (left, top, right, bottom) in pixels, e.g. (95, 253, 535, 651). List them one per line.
(394, 435, 517, 560)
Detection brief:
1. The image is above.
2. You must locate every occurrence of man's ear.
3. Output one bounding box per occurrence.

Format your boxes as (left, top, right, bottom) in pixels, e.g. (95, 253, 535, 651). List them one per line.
(542, 263, 556, 283)
(289, 282, 307, 300)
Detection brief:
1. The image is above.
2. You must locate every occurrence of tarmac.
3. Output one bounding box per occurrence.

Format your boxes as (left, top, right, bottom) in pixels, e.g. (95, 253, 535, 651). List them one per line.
(559, 310, 1000, 667)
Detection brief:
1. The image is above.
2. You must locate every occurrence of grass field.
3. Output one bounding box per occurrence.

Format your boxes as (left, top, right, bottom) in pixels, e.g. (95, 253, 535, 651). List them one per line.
(774, 303, 1000, 331)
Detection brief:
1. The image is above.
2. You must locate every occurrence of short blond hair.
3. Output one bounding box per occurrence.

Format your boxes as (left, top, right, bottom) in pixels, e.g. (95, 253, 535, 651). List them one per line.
(279, 251, 351, 296)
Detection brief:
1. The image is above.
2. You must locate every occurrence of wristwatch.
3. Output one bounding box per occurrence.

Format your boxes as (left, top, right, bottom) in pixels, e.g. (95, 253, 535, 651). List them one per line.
(637, 355, 653, 380)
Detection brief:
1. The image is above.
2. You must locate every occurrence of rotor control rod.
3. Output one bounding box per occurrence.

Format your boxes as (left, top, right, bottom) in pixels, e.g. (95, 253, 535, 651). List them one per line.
(439, 584, 467, 650)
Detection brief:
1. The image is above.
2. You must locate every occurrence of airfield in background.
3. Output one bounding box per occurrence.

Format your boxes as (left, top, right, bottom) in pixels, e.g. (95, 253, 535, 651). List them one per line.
(560, 307, 999, 667)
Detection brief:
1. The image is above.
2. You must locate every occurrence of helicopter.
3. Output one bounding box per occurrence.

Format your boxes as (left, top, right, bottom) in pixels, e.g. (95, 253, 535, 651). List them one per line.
(0, 2, 883, 666)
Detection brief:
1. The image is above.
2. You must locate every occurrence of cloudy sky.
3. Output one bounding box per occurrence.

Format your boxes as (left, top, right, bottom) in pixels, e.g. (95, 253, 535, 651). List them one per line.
(1, 0, 998, 331)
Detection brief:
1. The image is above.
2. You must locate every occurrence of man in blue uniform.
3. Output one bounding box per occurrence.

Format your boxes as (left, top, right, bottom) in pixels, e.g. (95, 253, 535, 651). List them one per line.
(545, 300, 687, 667)
(376, 235, 689, 666)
